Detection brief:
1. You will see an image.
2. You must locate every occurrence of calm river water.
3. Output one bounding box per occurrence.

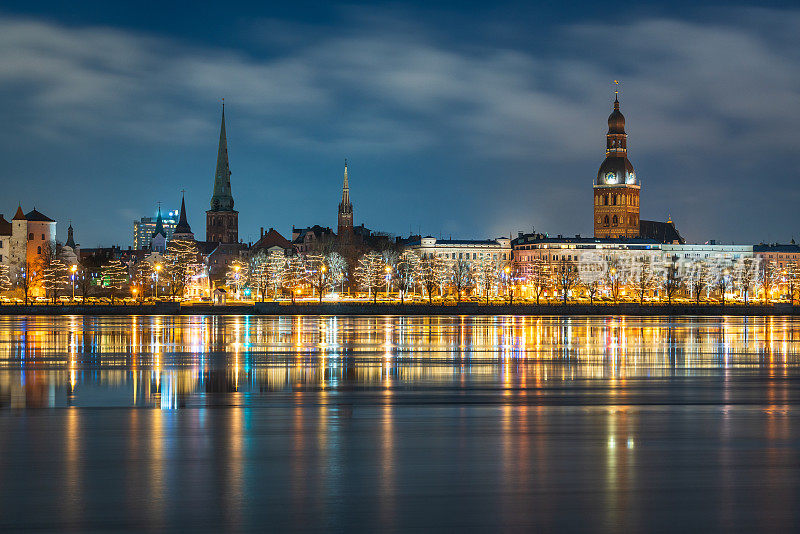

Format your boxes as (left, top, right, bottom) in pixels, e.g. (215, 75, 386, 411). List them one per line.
(1, 315, 799, 532)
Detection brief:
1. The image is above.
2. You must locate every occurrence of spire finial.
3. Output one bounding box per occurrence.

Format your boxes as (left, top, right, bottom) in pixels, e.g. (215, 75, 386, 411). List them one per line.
(614, 80, 619, 102)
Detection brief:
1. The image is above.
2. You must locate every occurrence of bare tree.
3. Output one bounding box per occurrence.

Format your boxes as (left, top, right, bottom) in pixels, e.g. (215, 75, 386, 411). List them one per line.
(585, 279, 599, 305)
(450, 258, 473, 303)
(394, 250, 420, 304)
(760, 260, 777, 305)
(248, 251, 269, 302)
(554, 259, 579, 304)
(736, 258, 758, 304)
(663, 258, 682, 305)
(326, 252, 347, 295)
(474, 256, 500, 304)
(355, 252, 384, 303)
(266, 251, 287, 300)
(306, 254, 330, 303)
(529, 257, 550, 305)
(606, 258, 623, 304)
(632, 258, 656, 305)
(282, 255, 308, 304)
(419, 256, 443, 304)
(786, 261, 800, 305)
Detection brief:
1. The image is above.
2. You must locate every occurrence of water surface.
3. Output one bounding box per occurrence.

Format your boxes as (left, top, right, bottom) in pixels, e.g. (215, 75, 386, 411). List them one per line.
(1, 315, 798, 532)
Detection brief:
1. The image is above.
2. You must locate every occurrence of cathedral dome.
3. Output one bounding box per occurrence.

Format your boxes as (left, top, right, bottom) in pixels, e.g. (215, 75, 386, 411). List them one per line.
(596, 156, 636, 186)
(607, 97, 625, 134)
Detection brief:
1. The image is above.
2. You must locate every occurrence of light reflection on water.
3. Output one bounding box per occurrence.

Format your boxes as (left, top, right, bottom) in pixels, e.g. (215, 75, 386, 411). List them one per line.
(0, 315, 797, 408)
(0, 315, 799, 531)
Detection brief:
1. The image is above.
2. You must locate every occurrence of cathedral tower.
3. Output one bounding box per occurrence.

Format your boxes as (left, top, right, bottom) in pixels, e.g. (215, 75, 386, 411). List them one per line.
(593, 93, 640, 239)
(206, 103, 239, 244)
(337, 160, 353, 237)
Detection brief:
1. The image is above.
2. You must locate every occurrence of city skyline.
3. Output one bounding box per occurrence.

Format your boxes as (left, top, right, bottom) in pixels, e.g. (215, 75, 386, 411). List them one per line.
(3, 2, 800, 247)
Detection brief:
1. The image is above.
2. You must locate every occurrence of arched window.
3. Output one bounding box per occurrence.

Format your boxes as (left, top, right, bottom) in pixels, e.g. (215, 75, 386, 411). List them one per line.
(603, 215, 610, 227)
(612, 215, 618, 226)
(604, 194, 609, 206)
(37, 246, 42, 254)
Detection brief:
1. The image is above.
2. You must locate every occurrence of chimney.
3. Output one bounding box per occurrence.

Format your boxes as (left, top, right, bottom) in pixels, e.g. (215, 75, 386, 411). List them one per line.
(260, 227, 264, 239)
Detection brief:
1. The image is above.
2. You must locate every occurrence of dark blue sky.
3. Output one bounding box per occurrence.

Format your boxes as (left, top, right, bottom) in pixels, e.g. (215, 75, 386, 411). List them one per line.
(2, 0, 799, 247)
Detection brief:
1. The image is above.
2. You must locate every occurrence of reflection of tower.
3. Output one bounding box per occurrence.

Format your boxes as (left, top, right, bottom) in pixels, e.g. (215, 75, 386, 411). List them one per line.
(206, 102, 239, 244)
(337, 160, 353, 239)
(593, 91, 640, 239)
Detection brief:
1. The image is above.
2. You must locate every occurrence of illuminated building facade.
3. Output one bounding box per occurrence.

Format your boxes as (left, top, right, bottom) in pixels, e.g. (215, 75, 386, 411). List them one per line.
(133, 208, 177, 250)
(408, 236, 512, 263)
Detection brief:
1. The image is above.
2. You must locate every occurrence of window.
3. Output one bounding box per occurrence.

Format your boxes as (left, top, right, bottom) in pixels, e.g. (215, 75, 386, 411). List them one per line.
(41, 234, 45, 240)
(612, 215, 618, 226)
(603, 215, 610, 227)
(29, 233, 34, 240)
(37, 246, 42, 254)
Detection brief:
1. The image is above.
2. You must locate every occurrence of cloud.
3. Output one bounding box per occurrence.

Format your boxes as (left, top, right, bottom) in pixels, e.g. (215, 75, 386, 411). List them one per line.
(1, 7, 800, 245)
(1, 9, 799, 158)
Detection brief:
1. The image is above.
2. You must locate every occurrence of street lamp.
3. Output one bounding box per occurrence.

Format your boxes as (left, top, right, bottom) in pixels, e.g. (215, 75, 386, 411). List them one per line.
(234, 264, 241, 300)
(385, 265, 392, 299)
(70, 264, 78, 301)
(154, 263, 162, 300)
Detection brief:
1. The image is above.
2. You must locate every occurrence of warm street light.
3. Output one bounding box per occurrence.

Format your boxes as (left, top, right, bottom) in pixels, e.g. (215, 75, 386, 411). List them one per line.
(70, 264, 78, 301)
(154, 263, 162, 299)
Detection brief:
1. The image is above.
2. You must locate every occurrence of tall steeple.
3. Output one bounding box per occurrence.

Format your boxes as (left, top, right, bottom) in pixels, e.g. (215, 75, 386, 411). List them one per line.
(66, 222, 75, 248)
(206, 101, 239, 244)
(594, 85, 640, 240)
(210, 101, 234, 212)
(337, 159, 354, 236)
(173, 191, 194, 240)
(152, 205, 166, 238)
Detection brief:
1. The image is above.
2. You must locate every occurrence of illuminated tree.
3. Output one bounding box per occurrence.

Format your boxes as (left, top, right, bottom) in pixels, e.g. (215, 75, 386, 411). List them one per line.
(0, 264, 11, 301)
(662, 257, 682, 305)
(248, 251, 269, 301)
(133, 260, 154, 301)
(528, 257, 550, 305)
(164, 239, 200, 301)
(685, 260, 710, 305)
(759, 260, 778, 305)
(786, 261, 800, 305)
(474, 256, 500, 304)
(266, 251, 287, 300)
(355, 252, 384, 303)
(734, 258, 758, 304)
(100, 260, 129, 304)
(326, 252, 347, 294)
(606, 257, 623, 304)
(42, 258, 69, 303)
(631, 257, 657, 305)
(393, 250, 420, 304)
(449, 258, 473, 303)
(226, 258, 248, 299)
(554, 258, 579, 304)
(16, 260, 37, 305)
(282, 255, 308, 303)
(419, 255, 444, 304)
(306, 254, 330, 303)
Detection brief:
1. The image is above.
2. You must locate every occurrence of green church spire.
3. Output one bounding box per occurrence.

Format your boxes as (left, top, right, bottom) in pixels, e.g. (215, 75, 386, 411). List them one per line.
(210, 101, 234, 212)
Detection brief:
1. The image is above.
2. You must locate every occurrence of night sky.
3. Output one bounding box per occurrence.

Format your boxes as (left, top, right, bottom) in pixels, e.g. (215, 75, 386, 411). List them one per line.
(2, 0, 799, 247)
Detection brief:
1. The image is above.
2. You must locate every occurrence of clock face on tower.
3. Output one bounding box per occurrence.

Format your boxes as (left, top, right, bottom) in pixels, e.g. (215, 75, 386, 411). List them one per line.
(627, 172, 636, 184)
(605, 171, 617, 184)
